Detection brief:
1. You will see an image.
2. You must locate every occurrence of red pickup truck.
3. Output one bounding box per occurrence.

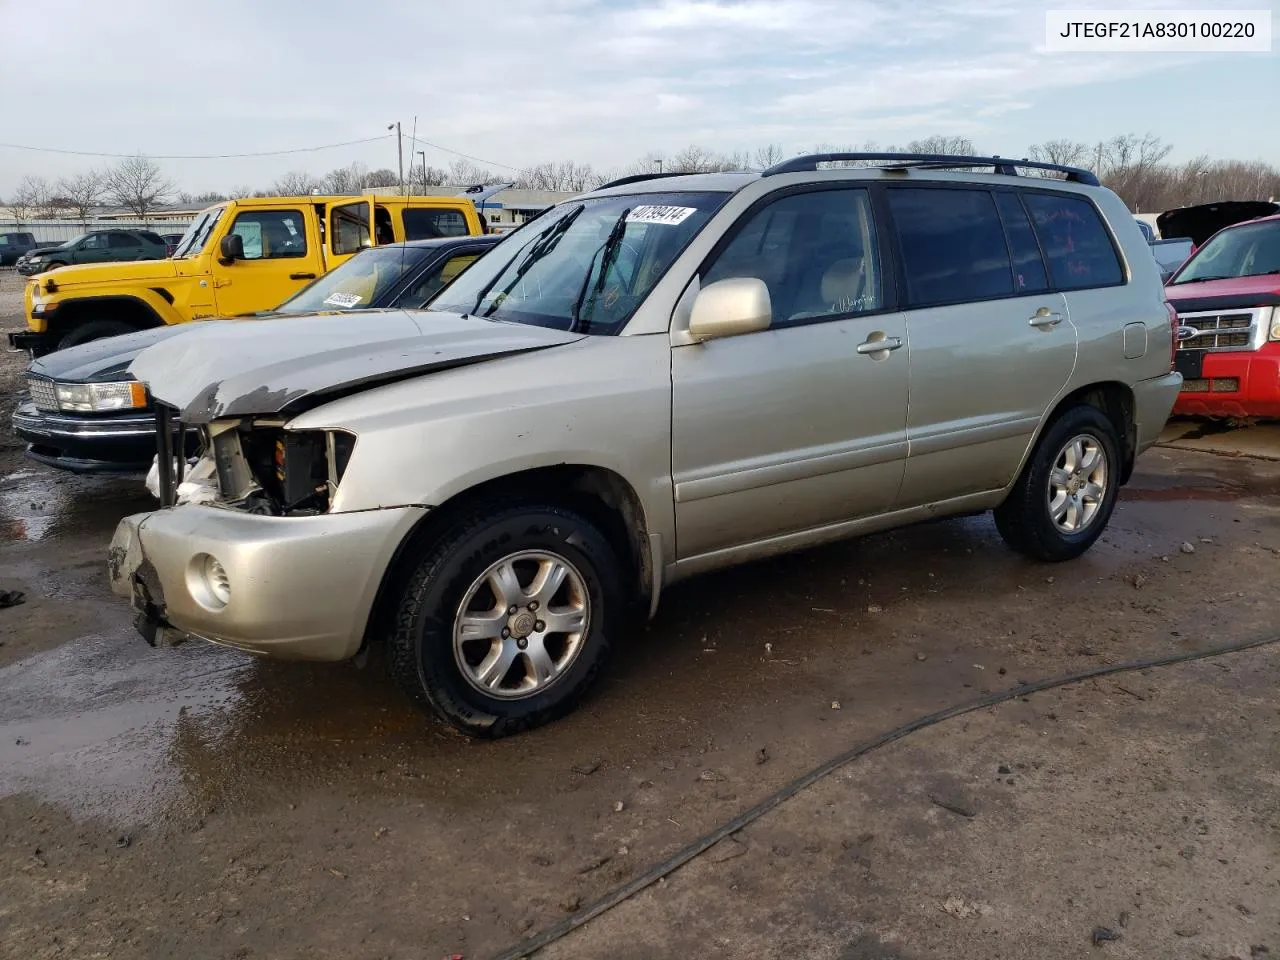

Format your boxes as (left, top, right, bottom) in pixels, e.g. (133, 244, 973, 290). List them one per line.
(1164, 206, 1280, 418)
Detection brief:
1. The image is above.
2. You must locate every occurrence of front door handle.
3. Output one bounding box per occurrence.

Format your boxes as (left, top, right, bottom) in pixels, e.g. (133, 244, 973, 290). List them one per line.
(290, 272, 317, 280)
(856, 335, 903, 355)
(1029, 306, 1063, 328)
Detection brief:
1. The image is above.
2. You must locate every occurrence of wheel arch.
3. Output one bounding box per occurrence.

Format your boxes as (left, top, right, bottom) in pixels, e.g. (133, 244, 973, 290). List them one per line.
(361, 464, 655, 651)
(46, 295, 174, 339)
(1011, 381, 1137, 492)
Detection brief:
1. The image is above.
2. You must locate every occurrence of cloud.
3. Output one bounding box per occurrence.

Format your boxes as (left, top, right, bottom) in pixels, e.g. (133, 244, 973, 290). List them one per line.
(0, 0, 1261, 194)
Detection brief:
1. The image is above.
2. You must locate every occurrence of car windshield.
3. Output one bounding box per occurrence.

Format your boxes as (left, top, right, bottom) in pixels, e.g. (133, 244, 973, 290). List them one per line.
(172, 206, 225, 259)
(276, 245, 434, 314)
(1172, 219, 1280, 283)
(430, 191, 729, 334)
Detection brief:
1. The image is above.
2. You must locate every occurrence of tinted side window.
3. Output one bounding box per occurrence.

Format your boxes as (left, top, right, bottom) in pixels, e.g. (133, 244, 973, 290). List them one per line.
(108, 233, 138, 248)
(403, 208, 470, 240)
(397, 252, 481, 307)
(993, 193, 1048, 293)
(80, 234, 107, 250)
(1023, 193, 1123, 290)
(229, 210, 307, 260)
(703, 188, 882, 327)
(888, 188, 1012, 306)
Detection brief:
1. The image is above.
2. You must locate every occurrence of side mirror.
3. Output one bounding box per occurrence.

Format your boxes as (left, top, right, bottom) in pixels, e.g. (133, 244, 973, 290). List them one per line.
(219, 234, 245, 263)
(687, 277, 771, 341)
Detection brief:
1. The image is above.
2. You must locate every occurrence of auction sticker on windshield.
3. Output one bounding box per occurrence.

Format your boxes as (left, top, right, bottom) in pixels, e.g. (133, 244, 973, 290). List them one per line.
(626, 205, 698, 226)
(323, 292, 363, 308)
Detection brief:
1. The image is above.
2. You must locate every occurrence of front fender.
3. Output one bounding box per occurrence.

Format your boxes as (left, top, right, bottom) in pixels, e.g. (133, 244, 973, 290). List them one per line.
(46, 291, 185, 329)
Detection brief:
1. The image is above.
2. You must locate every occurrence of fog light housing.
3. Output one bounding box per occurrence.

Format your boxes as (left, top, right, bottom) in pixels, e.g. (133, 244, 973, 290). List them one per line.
(188, 553, 231, 610)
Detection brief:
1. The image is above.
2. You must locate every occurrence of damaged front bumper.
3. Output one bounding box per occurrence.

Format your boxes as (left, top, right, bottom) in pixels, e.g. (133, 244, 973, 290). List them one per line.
(108, 504, 426, 660)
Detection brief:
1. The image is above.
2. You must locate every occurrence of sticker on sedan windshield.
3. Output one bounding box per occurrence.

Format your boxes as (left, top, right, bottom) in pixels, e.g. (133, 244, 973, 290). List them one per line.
(322, 292, 363, 308)
(626, 205, 697, 226)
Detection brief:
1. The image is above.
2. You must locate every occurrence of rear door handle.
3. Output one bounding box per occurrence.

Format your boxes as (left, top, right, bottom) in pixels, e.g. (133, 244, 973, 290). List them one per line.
(856, 335, 903, 355)
(1029, 307, 1063, 328)
(290, 272, 317, 280)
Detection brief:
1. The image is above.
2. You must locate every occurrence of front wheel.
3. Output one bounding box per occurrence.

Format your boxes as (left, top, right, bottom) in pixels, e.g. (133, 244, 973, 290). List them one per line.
(387, 502, 624, 738)
(994, 405, 1121, 562)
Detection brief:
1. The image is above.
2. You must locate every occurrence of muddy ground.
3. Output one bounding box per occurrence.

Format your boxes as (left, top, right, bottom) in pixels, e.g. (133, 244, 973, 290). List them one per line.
(1, 278, 1278, 959)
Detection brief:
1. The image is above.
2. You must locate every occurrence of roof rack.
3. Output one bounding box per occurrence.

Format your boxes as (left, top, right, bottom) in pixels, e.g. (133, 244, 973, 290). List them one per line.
(761, 152, 1100, 186)
(596, 171, 724, 190)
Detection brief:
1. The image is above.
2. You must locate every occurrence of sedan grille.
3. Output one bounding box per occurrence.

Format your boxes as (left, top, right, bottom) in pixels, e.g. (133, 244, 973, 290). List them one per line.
(26, 377, 59, 412)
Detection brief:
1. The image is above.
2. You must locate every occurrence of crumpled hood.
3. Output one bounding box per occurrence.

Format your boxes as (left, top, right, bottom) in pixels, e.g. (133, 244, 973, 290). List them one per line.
(27, 324, 196, 382)
(44, 259, 179, 285)
(129, 309, 585, 423)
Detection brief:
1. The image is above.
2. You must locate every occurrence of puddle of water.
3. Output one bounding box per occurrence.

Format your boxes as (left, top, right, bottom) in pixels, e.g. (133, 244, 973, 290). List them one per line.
(0, 467, 152, 543)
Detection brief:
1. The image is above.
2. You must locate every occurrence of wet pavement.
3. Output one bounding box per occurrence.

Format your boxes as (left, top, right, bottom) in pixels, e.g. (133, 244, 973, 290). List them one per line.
(2, 338, 1280, 958)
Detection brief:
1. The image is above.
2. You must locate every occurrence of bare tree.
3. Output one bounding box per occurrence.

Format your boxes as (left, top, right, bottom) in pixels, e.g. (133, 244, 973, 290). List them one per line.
(516, 161, 601, 192)
(7, 175, 46, 222)
(57, 170, 106, 223)
(894, 135, 976, 156)
(1027, 139, 1091, 167)
(322, 162, 369, 195)
(271, 170, 322, 196)
(364, 167, 400, 189)
(193, 191, 228, 204)
(407, 163, 448, 193)
(228, 185, 255, 199)
(104, 155, 175, 217)
(753, 144, 786, 169)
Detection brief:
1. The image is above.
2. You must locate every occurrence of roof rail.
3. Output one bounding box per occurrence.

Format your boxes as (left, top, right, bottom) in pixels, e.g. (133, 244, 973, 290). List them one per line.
(761, 153, 1100, 186)
(595, 171, 717, 191)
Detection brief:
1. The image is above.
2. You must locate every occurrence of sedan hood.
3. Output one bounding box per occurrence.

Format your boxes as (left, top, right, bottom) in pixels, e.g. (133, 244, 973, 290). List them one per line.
(28, 325, 196, 382)
(44, 259, 179, 286)
(129, 309, 585, 423)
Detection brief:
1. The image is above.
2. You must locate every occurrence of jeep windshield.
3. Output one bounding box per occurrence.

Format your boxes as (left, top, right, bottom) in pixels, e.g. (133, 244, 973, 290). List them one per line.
(429, 191, 729, 334)
(276, 245, 433, 313)
(172, 206, 225, 259)
(1171, 218, 1280, 284)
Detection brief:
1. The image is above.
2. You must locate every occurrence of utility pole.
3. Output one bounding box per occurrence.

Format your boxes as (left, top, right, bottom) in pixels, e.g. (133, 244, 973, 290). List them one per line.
(388, 122, 404, 193)
(417, 150, 427, 196)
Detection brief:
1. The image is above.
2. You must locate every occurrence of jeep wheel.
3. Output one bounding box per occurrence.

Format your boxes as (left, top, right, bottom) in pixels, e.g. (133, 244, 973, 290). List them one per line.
(58, 319, 137, 350)
(994, 405, 1121, 562)
(387, 502, 622, 738)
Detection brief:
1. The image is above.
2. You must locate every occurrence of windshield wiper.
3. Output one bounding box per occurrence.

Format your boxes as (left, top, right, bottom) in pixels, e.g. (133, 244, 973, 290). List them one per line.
(471, 205, 585, 318)
(1174, 274, 1234, 284)
(570, 208, 631, 332)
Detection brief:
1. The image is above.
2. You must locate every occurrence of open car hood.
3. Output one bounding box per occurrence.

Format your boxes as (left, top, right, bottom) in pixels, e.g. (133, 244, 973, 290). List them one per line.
(128, 309, 585, 423)
(1156, 201, 1280, 247)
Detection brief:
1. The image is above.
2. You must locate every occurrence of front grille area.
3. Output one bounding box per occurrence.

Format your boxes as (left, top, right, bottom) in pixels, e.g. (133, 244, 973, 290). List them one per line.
(1175, 312, 1255, 351)
(26, 377, 58, 412)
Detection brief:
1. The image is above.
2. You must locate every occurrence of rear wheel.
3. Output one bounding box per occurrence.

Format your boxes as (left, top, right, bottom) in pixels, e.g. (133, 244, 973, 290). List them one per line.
(57, 319, 137, 350)
(387, 502, 623, 738)
(994, 405, 1121, 562)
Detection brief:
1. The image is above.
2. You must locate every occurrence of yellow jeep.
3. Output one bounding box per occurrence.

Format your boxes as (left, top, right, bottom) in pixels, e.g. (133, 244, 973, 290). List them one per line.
(11, 194, 483, 355)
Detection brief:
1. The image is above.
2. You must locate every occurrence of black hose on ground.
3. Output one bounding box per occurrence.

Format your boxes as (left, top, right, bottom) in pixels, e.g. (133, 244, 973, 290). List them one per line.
(490, 633, 1280, 960)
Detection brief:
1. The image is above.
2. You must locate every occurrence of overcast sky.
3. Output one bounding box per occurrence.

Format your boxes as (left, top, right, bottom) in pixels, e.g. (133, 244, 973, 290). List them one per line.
(0, 0, 1276, 197)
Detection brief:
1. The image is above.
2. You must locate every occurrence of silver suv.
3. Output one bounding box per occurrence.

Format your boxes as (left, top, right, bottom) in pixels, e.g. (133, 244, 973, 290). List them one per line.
(109, 153, 1181, 737)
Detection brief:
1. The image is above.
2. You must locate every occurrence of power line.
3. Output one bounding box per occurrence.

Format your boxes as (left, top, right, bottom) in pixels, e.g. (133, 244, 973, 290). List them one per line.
(0, 135, 395, 160)
(416, 138, 523, 172)
(0, 134, 526, 172)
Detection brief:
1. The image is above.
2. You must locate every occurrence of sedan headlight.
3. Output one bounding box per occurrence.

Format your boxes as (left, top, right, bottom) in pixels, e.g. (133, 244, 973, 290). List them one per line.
(1267, 306, 1280, 342)
(54, 381, 148, 413)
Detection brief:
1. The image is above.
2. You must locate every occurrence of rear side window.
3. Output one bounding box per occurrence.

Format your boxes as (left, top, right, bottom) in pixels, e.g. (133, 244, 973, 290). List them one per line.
(888, 188, 1012, 306)
(140, 231, 166, 244)
(403, 208, 470, 240)
(1023, 193, 1123, 290)
(993, 193, 1049, 293)
(108, 233, 138, 248)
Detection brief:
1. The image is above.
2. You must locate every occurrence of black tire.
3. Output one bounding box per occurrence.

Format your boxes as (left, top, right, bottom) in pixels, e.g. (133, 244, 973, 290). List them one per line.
(387, 501, 624, 738)
(57, 319, 137, 350)
(994, 404, 1122, 562)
